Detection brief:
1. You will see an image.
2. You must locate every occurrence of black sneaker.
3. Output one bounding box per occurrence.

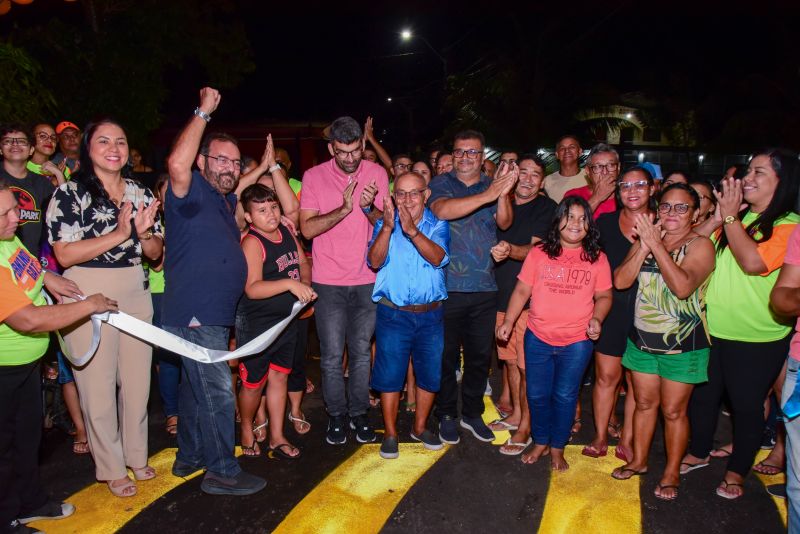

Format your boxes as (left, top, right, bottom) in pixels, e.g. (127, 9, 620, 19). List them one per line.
(410, 429, 444, 450)
(766, 483, 786, 499)
(350, 414, 377, 443)
(172, 459, 204, 477)
(7, 520, 41, 534)
(326, 415, 348, 445)
(200, 470, 266, 496)
(18, 501, 75, 524)
(460, 415, 495, 442)
(379, 436, 399, 459)
(439, 415, 460, 445)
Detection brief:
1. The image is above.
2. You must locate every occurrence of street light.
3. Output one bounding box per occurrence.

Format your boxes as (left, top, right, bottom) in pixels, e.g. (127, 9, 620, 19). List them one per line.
(399, 28, 447, 80)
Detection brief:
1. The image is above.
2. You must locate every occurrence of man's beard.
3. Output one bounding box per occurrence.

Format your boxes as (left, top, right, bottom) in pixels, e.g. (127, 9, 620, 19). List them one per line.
(335, 157, 361, 174)
(207, 169, 237, 194)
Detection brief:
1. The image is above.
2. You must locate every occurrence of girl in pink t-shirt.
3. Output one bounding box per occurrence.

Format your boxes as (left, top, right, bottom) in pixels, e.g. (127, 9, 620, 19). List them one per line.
(497, 196, 612, 471)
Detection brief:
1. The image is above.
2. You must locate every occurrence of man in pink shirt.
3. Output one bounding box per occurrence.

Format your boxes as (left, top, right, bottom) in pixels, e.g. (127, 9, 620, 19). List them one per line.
(563, 143, 620, 219)
(299, 116, 389, 445)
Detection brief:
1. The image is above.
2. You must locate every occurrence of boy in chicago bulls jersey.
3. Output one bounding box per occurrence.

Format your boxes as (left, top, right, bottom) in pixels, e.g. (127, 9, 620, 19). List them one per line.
(236, 184, 316, 460)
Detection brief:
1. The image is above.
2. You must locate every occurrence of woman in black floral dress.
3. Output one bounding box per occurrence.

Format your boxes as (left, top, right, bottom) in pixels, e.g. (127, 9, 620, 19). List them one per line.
(45, 120, 163, 498)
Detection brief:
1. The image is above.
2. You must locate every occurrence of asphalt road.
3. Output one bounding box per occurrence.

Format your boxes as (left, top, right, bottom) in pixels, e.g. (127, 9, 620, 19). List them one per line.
(35, 347, 787, 534)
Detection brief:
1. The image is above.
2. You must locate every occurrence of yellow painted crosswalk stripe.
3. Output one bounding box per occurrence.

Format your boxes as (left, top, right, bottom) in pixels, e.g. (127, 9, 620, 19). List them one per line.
(29, 447, 241, 533)
(754, 449, 787, 528)
(538, 446, 642, 534)
(272, 443, 446, 534)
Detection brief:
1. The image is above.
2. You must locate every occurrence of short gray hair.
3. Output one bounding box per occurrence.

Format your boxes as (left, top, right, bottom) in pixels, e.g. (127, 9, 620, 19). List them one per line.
(587, 143, 619, 162)
(329, 117, 362, 144)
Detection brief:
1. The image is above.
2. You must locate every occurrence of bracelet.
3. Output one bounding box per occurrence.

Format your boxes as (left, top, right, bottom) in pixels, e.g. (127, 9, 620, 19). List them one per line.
(269, 164, 281, 174)
(138, 230, 153, 241)
(193, 108, 211, 123)
(361, 206, 372, 214)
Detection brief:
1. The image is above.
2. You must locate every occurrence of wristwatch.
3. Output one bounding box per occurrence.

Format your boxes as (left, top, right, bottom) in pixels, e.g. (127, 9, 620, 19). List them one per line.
(139, 230, 154, 240)
(193, 108, 211, 123)
(268, 164, 281, 174)
(723, 215, 738, 225)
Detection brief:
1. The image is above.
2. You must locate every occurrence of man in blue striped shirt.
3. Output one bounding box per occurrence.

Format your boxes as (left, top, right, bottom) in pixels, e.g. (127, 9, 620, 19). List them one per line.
(368, 171, 450, 459)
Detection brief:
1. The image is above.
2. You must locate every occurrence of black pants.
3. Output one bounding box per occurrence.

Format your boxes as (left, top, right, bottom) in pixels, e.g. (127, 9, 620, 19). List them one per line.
(688, 335, 790, 476)
(0, 361, 48, 528)
(288, 316, 309, 393)
(435, 291, 497, 420)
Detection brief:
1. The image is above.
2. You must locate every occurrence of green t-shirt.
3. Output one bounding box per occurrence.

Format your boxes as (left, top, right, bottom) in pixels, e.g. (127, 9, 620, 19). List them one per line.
(0, 236, 49, 365)
(288, 178, 302, 196)
(26, 160, 71, 181)
(706, 211, 800, 342)
(146, 264, 165, 294)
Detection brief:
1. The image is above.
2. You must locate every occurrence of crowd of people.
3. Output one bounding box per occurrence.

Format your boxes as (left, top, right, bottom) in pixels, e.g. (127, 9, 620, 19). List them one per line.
(2, 86, 800, 533)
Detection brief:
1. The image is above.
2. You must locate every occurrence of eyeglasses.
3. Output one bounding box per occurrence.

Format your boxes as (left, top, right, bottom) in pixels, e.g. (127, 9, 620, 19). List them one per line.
(617, 180, 649, 191)
(658, 202, 691, 215)
(393, 163, 412, 171)
(589, 162, 619, 173)
(1, 138, 30, 147)
(35, 132, 57, 143)
(394, 188, 426, 201)
(334, 147, 362, 160)
(203, 154, 243, 170)
(452, 148, 482, 159)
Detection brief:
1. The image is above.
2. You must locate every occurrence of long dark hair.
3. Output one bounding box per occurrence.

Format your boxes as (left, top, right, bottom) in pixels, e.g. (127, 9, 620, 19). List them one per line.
(716, 148, 800, 254)
(72, 119, 135, 209)
(539, 196, 602, 263)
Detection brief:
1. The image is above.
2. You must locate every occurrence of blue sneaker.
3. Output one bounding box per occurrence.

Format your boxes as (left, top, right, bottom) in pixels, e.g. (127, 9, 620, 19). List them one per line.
(460, 415, 495, 442)
(439, 415, 460, 444)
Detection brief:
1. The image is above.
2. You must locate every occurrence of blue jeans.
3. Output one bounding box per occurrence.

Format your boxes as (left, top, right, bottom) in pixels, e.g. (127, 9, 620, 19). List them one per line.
(312, 283, 376, 418)
(371, 303, 443, 393)
(163, 325, 240, 478)
(524, 329, 593, 449)
(152, 294, 180, 417)
(783, 357, 800, 533)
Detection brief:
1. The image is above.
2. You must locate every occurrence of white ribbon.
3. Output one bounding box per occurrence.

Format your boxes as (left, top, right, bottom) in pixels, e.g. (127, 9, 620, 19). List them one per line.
(48, 293, 305, 367)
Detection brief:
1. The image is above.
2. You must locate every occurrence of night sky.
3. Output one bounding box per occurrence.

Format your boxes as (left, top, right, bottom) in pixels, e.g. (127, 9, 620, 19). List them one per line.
(2, 2, 799, 153)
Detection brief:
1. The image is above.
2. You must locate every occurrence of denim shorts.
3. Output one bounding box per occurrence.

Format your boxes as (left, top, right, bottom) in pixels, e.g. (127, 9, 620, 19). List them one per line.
(371, 303, 444, 393)
(57, 351, 74, 385)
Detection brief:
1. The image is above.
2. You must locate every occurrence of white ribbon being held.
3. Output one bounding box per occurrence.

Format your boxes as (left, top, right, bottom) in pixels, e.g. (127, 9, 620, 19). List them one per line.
(47, 293, 305, 367)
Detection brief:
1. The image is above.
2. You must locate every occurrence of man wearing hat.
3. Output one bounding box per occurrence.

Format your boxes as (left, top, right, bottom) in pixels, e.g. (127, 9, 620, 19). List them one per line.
(52, 122, 81, 174)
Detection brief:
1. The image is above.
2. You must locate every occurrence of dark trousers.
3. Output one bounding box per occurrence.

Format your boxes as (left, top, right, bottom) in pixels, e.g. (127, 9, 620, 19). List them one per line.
(688, 335, 790, 476)
(435, 291, 497, 420)
(0, 362, 48, 528)
(288, 317, 309, 393)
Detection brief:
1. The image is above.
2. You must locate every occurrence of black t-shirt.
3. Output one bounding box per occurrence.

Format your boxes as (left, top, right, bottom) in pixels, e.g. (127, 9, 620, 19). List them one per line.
(597, 210, 638, 303)
(1, 168, 55, 259)
(495, 195, 557, 311)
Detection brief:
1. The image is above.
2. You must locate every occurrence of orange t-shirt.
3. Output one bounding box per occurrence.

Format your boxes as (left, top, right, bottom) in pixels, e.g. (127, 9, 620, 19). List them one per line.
(517, 246, 612, 346)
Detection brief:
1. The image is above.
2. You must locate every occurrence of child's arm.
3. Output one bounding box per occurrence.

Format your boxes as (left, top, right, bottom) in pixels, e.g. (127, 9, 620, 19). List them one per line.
(242, 234, 316, 303)
(293, 232, 312, 286)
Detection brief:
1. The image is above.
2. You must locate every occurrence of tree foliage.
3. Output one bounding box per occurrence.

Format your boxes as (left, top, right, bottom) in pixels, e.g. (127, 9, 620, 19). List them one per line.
(7, 0, 254, 148)
(0, 40, 57, 124)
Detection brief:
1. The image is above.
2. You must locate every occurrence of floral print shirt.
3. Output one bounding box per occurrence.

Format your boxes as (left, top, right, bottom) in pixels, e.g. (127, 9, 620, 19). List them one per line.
(46, 178, 162, 267)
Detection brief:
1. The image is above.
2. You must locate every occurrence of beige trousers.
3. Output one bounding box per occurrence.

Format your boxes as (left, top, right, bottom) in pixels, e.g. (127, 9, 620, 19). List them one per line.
(62, 265, 153, 481)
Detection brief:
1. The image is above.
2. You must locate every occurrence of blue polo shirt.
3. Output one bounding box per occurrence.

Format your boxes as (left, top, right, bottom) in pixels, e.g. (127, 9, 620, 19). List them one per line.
(369, 208, 449, 306)
(428, 171, 497, 293)
(162, 171, 246, 327)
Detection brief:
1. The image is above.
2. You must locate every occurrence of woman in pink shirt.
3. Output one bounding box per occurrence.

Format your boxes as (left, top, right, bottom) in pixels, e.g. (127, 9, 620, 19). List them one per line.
(497, 196, 612, 471)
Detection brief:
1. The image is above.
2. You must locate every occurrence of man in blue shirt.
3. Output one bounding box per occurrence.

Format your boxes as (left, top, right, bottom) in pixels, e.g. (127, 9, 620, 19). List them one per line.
(163, 87, 265, 496)
(428, 129, 516, 444)
(368, 171, 450, 459)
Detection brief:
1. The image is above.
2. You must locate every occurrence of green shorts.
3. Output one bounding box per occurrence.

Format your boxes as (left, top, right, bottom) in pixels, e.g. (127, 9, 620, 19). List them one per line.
(622, 339, 709, 384)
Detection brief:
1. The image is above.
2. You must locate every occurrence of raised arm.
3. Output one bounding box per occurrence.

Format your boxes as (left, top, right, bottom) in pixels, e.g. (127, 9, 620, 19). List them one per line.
(167, 87, 221, 198)
(364, 116, 393, 170)
(299, 179, 357, 240)
(715, 177, 766, 274)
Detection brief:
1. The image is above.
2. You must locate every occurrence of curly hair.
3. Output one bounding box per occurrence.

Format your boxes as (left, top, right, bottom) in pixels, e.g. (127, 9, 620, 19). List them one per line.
(539, 196, 602, 263)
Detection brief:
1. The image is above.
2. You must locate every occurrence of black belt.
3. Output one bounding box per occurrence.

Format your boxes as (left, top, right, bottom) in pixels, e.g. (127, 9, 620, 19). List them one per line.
(379, 298, 442, 313)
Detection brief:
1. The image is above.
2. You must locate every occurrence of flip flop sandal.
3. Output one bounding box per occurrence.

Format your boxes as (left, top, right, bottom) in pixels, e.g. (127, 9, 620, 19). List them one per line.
(571, 418, 583, 434)
(288, 413, 312, 435)
(270, 443, 301, 460)
(607, 422, 622, 440)
(72, 440, 90, 455)
(680, 461, 710, 474)
(753, 461, 784, 475)
(615, 446, 631, 462)
(494, 403, 513, 419)
(710, 446, 732, 458)
(581, 444, 608, 458)
(305, 379, 315, 394)
(404, 402, 417, 413)
(611, 467, 649, 480)
(107, 478, 137, 498)
(131, 465, 157, 481)
(655, 484, 679, 501)
(241, 442, 261, 458)
(253, 422, 268, 443)
(716, 480, 744, 500)
(165, 416, 178, 436)
(499, 437, 533, 456)
(488, 418, 519, 431)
